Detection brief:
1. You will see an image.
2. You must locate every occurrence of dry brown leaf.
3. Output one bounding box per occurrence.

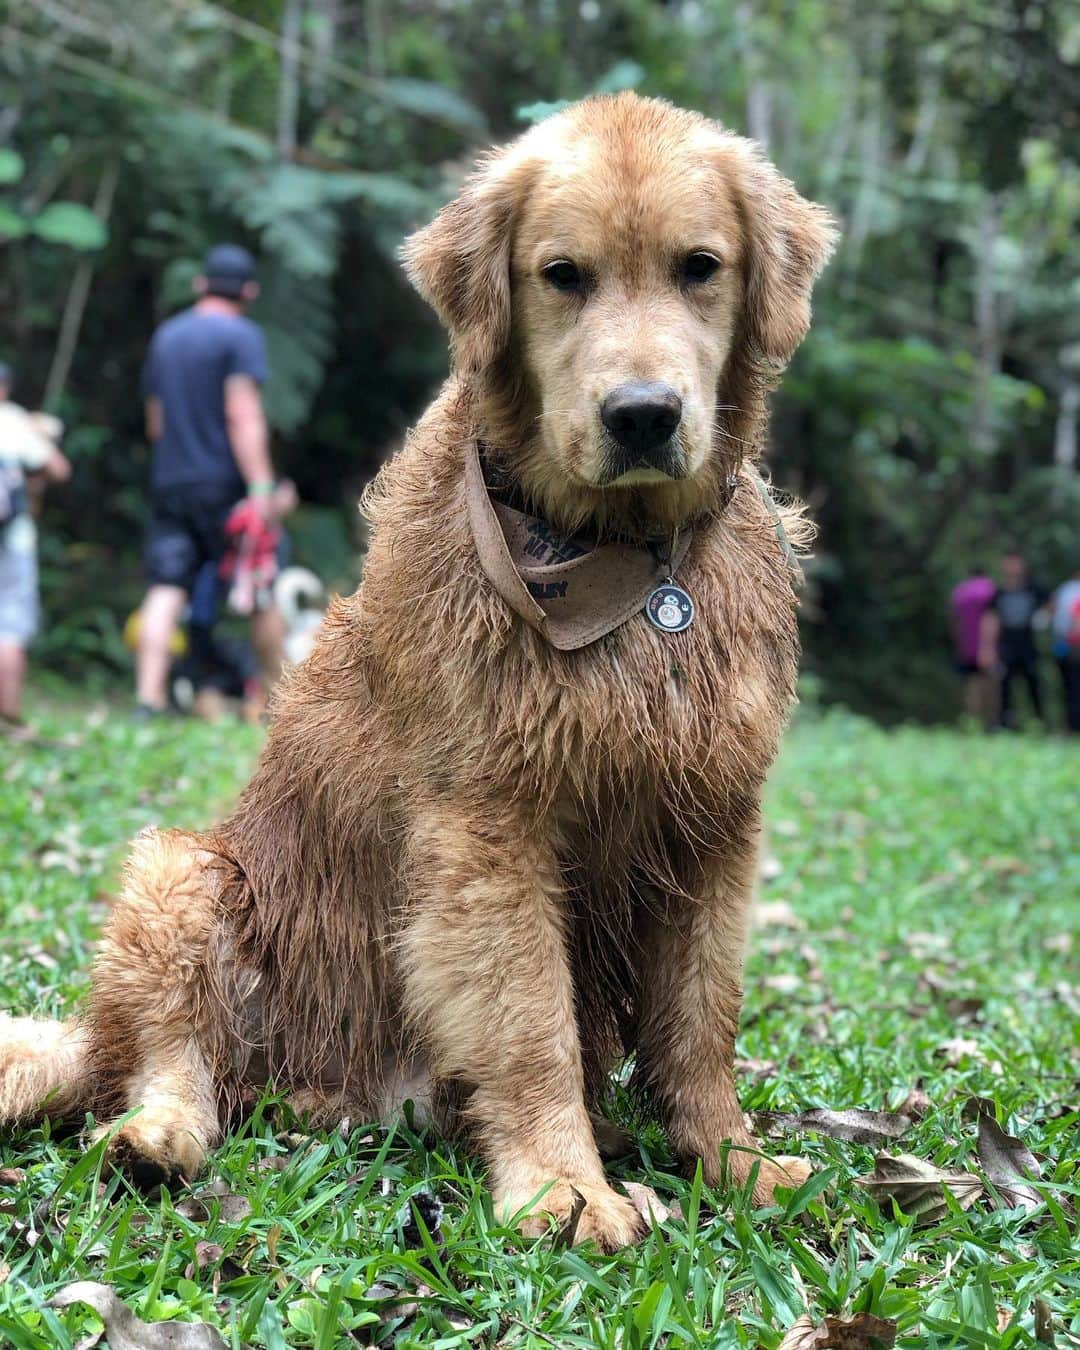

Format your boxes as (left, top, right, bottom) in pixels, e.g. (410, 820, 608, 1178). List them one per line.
(855, 1152, 983, 1224)
(0, 1168, 26, 1185)
(1034, 1297, 1055, 1344)
(736, 1056, 779, 1082)
(255, 1155, 291, 1173)
(622, 1181, 672, 1226)
(183, 1240, 244, 1289)
(934, 1037, 984, 1066)
(49, 1282, 227, 1348)
(972, 1105, 1043, 1213)
(755, 1107, 912, 1146)
(764, 973, 802, 995)
(755, 899, 803, 928)
(895, 1080, 932, 1119)
(361, 1279, 434, 1328)
(175, 1183, 252, 1224)
(553, 1186, 587, 1247)
(778, 1311, 897, 1348)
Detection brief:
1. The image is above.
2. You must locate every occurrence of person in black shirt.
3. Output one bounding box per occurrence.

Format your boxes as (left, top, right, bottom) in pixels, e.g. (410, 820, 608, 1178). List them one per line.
(983, 551, 1048, 729)
(135, 245, 285, 715)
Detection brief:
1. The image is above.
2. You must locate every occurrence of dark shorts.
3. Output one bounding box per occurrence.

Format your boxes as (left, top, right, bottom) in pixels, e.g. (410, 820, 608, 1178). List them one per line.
(144, 483, 241, 593)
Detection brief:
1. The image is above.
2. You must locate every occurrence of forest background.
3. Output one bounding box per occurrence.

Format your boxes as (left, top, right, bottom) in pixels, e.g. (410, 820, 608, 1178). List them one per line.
(2, 0, 1078, 722)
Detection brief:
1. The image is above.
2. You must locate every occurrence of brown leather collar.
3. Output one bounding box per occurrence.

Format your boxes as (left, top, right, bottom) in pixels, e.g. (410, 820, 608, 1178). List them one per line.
(464, 440, 693, 651)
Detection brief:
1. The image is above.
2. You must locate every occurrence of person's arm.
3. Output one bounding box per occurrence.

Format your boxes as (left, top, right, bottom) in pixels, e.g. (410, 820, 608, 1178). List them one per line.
(41, 447, 71, 483)
(978, 605, 1000, 671)
(224, 373, 274, 499)
(145, 396, 163, 443)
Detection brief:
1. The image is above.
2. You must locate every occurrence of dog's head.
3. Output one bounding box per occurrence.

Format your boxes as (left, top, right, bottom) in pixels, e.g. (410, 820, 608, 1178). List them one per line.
(403, 94, 837, 535)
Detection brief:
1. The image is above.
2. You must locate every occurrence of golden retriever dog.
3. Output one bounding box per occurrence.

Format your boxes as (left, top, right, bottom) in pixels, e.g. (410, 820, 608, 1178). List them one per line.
(0, 94, 835, 1251)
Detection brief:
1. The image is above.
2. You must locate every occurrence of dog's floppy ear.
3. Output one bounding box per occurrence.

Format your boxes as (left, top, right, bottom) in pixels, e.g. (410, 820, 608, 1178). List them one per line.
(401, 152, 525, 376)
(738, 153, 839, 368)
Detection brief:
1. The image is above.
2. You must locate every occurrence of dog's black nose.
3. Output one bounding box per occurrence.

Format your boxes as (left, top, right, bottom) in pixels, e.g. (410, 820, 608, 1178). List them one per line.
(600, 382, 683, 462)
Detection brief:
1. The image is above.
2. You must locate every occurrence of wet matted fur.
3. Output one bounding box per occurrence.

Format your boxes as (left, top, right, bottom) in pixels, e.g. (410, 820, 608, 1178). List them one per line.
(0, 94, 836, 1250)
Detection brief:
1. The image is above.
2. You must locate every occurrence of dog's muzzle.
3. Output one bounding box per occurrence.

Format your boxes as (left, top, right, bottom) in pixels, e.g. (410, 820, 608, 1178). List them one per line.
(599, 381, 685, 483)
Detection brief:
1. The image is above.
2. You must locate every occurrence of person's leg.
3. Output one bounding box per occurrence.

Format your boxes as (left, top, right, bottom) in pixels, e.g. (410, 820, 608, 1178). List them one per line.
(999, 664, 1016, 728)
(0, 641, 26, 723)
(1060, 657, 1080, 734)
(135, 586, 187, 710)
(0, 528, 39, 724)
(250, 602, 286, 693)
(1024, 658, 1044, 722)
(961, 672, 981, 721)
(139, 497, 200, 711)
(976, 672, 998, 730)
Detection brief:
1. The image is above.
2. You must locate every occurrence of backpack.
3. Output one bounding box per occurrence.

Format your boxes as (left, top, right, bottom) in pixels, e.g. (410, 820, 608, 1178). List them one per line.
(1065, 593, 1080, 652)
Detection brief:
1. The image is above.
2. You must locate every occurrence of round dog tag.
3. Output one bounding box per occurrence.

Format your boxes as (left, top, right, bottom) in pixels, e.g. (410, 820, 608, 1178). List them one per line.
(645, 583, 694, 633)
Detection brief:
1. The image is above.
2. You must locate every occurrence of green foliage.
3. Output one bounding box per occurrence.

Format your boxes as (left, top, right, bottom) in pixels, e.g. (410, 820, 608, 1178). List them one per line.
(0, 702, 1076, 1345)
(29, 203, 109, 250)
(0, 149, 25, 185)
(0, 0, 1078, 719)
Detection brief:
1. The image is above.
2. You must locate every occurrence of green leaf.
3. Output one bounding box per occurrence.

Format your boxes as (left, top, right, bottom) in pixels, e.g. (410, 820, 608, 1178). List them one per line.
(0, 204, 28, 239)
(379, 78, 487, 134)
(0, 149, 25, 184)
(31, 202, 108, 250)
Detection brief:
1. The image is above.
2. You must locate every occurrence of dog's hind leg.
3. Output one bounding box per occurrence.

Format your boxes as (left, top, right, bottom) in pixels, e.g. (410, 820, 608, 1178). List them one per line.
(87, 830, 225, 1190)
(0, 1014, 90, 1123)
(400, 804, 646, 1252)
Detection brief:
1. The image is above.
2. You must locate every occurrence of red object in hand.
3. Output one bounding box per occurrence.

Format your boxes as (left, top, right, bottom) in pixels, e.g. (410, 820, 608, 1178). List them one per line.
(219, 499, 281, 616)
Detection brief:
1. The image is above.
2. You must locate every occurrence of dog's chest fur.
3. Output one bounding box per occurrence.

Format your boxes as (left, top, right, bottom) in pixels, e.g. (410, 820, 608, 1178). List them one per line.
(359, 389, 800, 846)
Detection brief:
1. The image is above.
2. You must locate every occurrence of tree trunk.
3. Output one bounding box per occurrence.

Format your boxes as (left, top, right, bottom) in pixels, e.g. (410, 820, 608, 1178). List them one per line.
(735, 0, 771, 147)
(42, 161, 119, 411)
(1054, 379, 1078, 486)
(970, 193, 1002, 461)
(277, 0, 304, 158)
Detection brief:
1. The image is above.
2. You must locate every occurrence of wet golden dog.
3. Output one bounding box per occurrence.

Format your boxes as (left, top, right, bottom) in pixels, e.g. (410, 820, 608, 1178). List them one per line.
(0, 94, 835, 1250)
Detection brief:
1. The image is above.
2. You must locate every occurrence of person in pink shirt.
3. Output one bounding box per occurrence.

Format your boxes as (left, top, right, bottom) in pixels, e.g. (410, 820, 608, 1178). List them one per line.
(950, 567, 997, 727)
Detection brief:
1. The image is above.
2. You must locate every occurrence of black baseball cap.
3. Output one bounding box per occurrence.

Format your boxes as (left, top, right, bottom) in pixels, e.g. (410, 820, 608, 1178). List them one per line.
(203, 244, 257, 297)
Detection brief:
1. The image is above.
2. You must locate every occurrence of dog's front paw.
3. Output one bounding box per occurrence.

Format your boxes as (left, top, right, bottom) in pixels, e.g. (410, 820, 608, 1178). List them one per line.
(96, 1110, 209, 1193)
(499, 1177, 647, 1252)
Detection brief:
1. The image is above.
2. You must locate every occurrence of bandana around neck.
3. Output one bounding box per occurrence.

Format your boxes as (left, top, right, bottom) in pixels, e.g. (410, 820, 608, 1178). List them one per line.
(464, 440, 695, 651)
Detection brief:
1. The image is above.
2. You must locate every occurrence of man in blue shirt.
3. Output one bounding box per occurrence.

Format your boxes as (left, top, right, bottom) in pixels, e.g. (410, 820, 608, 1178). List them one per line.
(135, 245, 285, 715)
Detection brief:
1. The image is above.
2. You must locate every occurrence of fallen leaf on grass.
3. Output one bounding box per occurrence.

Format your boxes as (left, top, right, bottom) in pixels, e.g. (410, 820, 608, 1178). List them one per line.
(755, 1108, 913, 1146)
(754, 899, 802, 928)
(49, 1282, 227, 1348)
(361, 1279, 433, 1329)
(778, 1311, 897, 1348)
(895, 1080, 932, 1119)
(622, 1181, 673, 1226)
(0, 1168, 26, 1185)
(553, 1186, 587, 1247)
(934, 1037, 984, 1066)
(971, 1103, 1043, 1213)
(736, 1056, 779, 1082)
(183, 1240, 244, 1290)
(175, 1180, 252, 1224)
(855, 1152, 982, 1224)
(764, 973, 802, 995)
(1034, 1298, 1055, 1344)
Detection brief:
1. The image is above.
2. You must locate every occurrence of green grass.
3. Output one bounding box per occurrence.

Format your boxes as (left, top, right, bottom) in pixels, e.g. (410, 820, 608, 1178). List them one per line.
(1, 698, 1077, 1347)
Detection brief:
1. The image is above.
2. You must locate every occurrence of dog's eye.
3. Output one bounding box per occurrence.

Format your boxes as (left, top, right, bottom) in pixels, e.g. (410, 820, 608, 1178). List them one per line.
(542, 260, 583, 293)
(681, 251, 721, 285)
